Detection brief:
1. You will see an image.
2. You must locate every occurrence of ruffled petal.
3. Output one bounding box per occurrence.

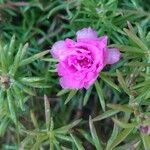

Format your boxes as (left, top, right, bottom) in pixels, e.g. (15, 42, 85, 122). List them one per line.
(60, 76, 83, 89)
(50, 41, 66, 59)
(84, 72, 98, 89)
(98, 36, 108, 47)
(57, 63, 67, 76)
(105, 48, 121, 64)
(76, 27, 98, 42)
(65, 38, 76, 47)
(74, 42, 104, 65)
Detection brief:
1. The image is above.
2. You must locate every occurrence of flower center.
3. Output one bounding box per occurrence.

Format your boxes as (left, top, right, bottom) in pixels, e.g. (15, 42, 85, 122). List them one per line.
(68, 54, 93, 71)
(77, 57, 91, 67)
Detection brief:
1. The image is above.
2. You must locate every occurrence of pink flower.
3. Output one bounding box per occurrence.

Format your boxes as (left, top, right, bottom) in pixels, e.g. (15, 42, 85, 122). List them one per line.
(139, 124, 150, 135)
(51, 27, 121, 89)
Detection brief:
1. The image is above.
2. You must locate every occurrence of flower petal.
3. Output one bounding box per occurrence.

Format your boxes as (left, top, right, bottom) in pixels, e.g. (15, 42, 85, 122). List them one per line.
(60, 76, 83, 89)
(50, 41, 66, 59)
(65, 38, 76, 47)
(84, 72, 98, 89)
(105, 48, 121, 64)
(76, 27, 98, 42)
(57, 63, 67, 76)
(98, 36, 108, 47)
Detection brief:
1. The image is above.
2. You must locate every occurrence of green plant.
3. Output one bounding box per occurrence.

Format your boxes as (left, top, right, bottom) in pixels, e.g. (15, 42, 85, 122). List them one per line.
(1, 0, 150, 150)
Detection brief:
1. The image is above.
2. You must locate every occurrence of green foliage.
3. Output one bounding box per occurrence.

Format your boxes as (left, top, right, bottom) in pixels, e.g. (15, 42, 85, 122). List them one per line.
(21, 98, 81, 149)
(0, 0, 150, 149)
(0, 35, 49, 130)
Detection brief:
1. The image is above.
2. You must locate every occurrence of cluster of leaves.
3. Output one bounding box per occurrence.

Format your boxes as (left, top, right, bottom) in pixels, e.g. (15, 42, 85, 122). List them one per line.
(0, 0, 150, 150)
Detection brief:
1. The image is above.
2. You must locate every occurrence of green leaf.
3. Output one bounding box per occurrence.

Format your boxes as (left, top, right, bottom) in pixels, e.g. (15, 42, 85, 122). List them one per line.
(112, 44, 145, 54)
(95, 80, 105, 111)
(124, 28, 148, 51)
(44, 95, 51, 130)
(142, 120, 150, 126)
(20, 77, 45, 83)
(30, 110, 39, 129)
(108, 127, 133, 149)
(31, 141, 42, 150)
(89, 116, 103, 150)
(0, 43, 8, 73)
(54, 119, 81, 134)
(107, 104, 133, 113)
(8, 35, 16, 59)
(12, 84, 24, 111)
(116, 70, 130, 95)
(106, 124, 119, 150)
(55, 134, 73, 142)
(42, 58, 58, 62)
(113, 141, 141, 150)
(15, 81, 35, 96)
(0, 118, 10, 137)
(22, 82, 50, 88)
(48, 69, 57, 73)
(93, 109, 120, 122)
(47, 4, 67, 18)
(100, 73, 121, 92)
(127, 61, 150, 67)
(0, 90, 5, 109)
(83, 86, 93, 106)
(70, 134, 85, 150)
(141, 134, 150, 150)
(20, 50, 49, 66)
(50, 117, 54, 131)
(57, 89, 70, 96)
(7, 89, 17, 124)
(79, 129, 94, 145)
(112, 118, 137, 128)
(20, 43, 29, 60)
(9, 43, 23, 76)
(19, 136, 33, 149)
(64, 90, 77, 104)
(54, 140, 61, 150)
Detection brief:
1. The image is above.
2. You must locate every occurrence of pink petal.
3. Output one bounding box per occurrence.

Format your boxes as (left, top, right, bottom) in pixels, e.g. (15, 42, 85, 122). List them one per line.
(98, 36, 108, 47)
(60, 76, 83, 89)
(65, 38, 76, 47)
(105, 48, 121, 64)
(51, 41, 66, 59)
(74, 42, 104, 65)
(84, 72, 98, 89)
(76, 27, 98, 42)
(57, 63, 67, 76)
